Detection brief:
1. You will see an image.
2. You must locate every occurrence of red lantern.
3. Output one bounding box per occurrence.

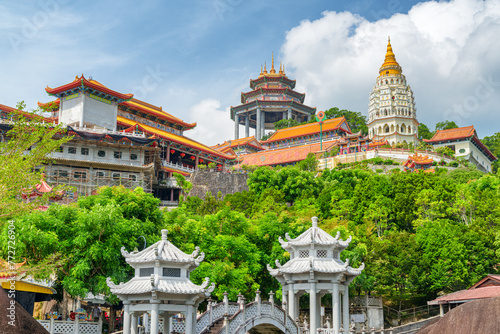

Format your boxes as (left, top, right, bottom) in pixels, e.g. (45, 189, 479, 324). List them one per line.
(190, 156, 196, 160)
(170, 149, 175, 154)
(199, 159, 204, 163)
(180, 153, 185, 157)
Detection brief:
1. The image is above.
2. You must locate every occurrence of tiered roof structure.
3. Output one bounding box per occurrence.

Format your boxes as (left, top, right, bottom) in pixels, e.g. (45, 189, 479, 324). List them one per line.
(268, 217, 364, 334)
(211, 136, 265, 156)
(107, 229, 214, 334)
(403, 153, 434, 172)
(231, 54, 316, 140)
(367, 38, 419, 146)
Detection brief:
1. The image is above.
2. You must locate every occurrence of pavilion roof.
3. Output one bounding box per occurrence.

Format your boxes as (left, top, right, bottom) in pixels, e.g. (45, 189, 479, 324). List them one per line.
(46, 75, 133, 101)
(428, 286, 500, 305)
(121, 230, 204, 268)
(262, 117, 350, 144)
(268, 258, 364, 277)
(117, 116, 236, 161)
(212, 136, 265, 151)
(404, 153, 434, 166)
(236, 141, 338, 167)
(121, 99, 196, 129)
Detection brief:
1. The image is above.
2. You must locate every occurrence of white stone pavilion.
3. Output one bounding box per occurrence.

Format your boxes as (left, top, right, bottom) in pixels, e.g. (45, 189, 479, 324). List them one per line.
(267, 217, 364, 334)
(107, 229, 215, 334)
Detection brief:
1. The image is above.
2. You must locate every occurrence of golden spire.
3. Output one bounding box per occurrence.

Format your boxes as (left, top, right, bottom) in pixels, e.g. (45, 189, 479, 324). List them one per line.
(379, 36, 402, 76)
(270, 52, 276, 74)
(279, 62, 283, 74)
(264, 62, 267, 74)
(260, 64, 263, 76)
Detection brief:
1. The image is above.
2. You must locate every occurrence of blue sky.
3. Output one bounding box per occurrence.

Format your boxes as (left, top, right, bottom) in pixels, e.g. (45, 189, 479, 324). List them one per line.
(1, 0, 499, 145)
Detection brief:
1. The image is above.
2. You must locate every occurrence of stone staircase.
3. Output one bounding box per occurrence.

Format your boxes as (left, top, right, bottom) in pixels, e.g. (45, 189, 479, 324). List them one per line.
(208, 318, 225, 334)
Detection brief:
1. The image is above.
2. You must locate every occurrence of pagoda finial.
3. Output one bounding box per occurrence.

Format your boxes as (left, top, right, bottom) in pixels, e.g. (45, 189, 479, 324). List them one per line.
(379, 36, 401, 75)
(260, 64, 263, 76)
(161, 229, 168, 241)
(264, 62, 267, 74)
(270, 52, 276, 74)
(312, 216, 318, 228)
(279, 62, 283, 74)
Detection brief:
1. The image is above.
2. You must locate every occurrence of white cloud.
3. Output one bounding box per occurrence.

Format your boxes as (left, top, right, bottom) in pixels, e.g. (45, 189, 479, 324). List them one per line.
(185, 98, 235, 147)
(281, 0, 500, 137)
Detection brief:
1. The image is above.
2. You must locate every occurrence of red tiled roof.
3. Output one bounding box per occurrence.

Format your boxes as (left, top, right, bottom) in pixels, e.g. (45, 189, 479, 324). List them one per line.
(263, 117, 350, 144)
(121, 99, 196, 129)
(236, 141, 337, 167)
(425, 126, 475, 143)
(46, 75, 133, 101)
(212, 136, 265, 151)
(428, 286, 500, 305)
(0, 104, 51, 122)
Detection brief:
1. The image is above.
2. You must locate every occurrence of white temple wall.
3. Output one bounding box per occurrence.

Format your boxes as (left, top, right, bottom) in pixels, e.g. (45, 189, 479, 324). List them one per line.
(81, 94, 118, 130)
(59, 94, 83, 127)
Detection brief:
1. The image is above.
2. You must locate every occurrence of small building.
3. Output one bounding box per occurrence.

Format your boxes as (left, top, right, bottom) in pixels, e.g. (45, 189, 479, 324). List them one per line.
(268, 217, 365, 334)
(107, 229, 214, 334)
(428, 274, 500, 317)
(338, 132, 370, 155)
(403, 153, 434, 172)
(424, 125, 497, 173)
(230, 55, 316, 140)
(212, 136, 265, 156)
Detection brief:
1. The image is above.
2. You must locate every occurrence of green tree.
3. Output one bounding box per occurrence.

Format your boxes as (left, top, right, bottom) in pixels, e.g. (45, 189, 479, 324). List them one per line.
(418, 123, 433, 140)
(324, 107, 368, 135)
(274, 119, 299, 130)
(435, 120, 459, 131)
(482, 132, 500, 173)
(298, 153, 318, 172)
(0, 101, 71, 219)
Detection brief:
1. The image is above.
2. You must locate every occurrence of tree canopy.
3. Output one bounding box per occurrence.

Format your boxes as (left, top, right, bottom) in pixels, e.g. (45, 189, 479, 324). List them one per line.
(324, 107, 368, 135)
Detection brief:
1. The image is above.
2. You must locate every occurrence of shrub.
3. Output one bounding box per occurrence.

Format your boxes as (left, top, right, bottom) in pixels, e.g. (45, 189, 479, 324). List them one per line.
(375, 168, 384, 173)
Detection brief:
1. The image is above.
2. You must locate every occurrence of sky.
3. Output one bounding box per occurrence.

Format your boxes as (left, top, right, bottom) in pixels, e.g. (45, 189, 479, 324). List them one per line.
(1, 0, 499, 146)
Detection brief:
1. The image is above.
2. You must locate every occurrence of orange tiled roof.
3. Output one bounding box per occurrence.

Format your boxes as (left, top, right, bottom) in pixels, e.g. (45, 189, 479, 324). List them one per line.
(0, 103, 51, 122)
(46, 75, 133, 101)
(236, 141, 337, 167)
(263, 117, 350, 143)
(121, 99, 196, 129)
(424, 126, 475, 142)
(409, 153, 433, 165)
(117, 116, 236, 160)
(212, 136, 265, 151)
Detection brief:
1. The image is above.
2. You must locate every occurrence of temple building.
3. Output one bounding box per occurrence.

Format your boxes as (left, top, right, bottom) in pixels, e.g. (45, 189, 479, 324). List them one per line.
(211, 136, 265, 156)
(367, 38, 419, 146)
(338, 132, 371, 155)
(1, 75, 236, 205)
(403, 153, 434, 173)
(230, 55, 316, 140)
(424, 125, 497, 173)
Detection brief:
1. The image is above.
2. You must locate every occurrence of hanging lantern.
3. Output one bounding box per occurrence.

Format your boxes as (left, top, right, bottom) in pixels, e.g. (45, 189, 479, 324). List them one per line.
(170, 149, 175, 154)
(180, 153, 185, 157)
(190, 156, 196, 160)
(199, 158, 204, 163)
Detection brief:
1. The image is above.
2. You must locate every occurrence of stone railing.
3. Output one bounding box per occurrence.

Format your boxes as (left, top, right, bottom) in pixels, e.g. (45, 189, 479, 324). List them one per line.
(68, 125, 147, 138)
(196, 301, 240, 334)
(38, 318, 102, 334)
(305, 327, 396, 334)
(162, 160, 196, 173)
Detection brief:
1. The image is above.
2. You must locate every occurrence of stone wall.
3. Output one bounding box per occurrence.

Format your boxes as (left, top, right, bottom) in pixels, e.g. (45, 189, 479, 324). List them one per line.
(188, 170, 249, 200)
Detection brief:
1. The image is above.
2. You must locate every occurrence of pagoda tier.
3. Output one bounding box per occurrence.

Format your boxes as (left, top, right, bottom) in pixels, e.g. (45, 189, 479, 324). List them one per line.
(231, 55, 316, 140)
(268, 217, 364, 334)
(107, 229, 214, 334)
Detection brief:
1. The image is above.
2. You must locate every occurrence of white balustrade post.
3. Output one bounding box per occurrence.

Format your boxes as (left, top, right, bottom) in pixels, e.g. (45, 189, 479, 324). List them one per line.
(49, 317, 55, 334)
(255, 290, 261, 316)
(208, 298, 213, 324)
(283, 300, 287, 327)
(74, 315, 80, 334)
(224, 315, 229, 334)
(223, 292, 229, 315)
(339, 327, 343, 334)
(237, 294, 243, 310)
(269, 291, 275, 317)
(241, 297, 246, 324)
(98, 315, 103, 334)
(371, 328, 375, 334)
(361, 326, 366, 334)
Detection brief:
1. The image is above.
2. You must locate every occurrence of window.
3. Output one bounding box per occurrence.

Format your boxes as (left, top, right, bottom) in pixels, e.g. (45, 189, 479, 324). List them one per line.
(299, 250, 309, 258)
(96, 171, 105, 178)
(130, 153, 138, 160)
(163, 267, 181, 277)
(459, 148, 466, 154)
(68, 147, 77, 154)
(114, 151, 122, 159)
(53, 170, 68, 178)
(139, 268, 154, 277)
(317, 250, 327, 258)
(74, 171, 87, 180)
(81, 148, 89, 155)
(130, 174, 137, 181)
(56, 146, 63, 153)
(97, 150, 106, 157)
(112, 172, 121, 180)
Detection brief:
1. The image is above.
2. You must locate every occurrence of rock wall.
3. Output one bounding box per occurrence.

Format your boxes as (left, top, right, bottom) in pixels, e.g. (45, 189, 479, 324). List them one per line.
(188, 171, 249, 200)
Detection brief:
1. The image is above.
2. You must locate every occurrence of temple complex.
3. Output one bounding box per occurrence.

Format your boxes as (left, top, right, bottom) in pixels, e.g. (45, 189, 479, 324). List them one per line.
(230, 55, 316, 140)
(367, 38, 419, 146)
(1, 75, 236, 205)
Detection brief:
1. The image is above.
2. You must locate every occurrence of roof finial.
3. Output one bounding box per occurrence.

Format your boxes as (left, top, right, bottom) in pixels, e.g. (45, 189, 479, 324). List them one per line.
(279, 62, 283, 74)
(260, 64, 263, 76)
(161, 229, 168, 241)
(264, 62, 267, 74)
(270, 52, 276, 74)
(311, 216, 318, 228)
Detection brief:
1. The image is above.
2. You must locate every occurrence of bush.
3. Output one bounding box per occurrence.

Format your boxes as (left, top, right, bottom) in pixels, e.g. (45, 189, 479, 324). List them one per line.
(372, 157, 384, 165)
(448, 161, 459, 167)
(384, 159, 395, 165)
(375, 168, 384, 173)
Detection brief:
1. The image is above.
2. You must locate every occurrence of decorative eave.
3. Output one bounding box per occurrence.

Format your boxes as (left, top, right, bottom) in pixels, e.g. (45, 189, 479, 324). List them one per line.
(249, 75, 296, 90)
(230, 100, 316, 119)
(106, 276, 215, 297)
(121, 230, 205, 269)
(241, 87, 306, 104)
(45, 75, 133, 102)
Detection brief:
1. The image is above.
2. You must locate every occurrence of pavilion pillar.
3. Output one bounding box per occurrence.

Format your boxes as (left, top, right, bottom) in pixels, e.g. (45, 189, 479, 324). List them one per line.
(283, 111, 287, 119)
(151, 301, 160, 334)
(234, 113, 240, 139)
(195, 153, 200, 168)
(316, 293, 322, 329)
(256, 108, 261, 140)
(309, 282, 317, 334)
(166, 144, 171, 163)
(288, 107, 292, 121)
(122, 302, 131, 334)
(261, 112, 266, 139)
(130, 312, 138, 334)
(332, 283, 340, 333)
(439, 304, 444, 317)
(144, 313, 150, 333)
(288, 284, 295, 319)
(163, 312, 171, 334)
(342, 287, 349, 331)
(185, 304, 194, 334)
(245, 116, 250, 138)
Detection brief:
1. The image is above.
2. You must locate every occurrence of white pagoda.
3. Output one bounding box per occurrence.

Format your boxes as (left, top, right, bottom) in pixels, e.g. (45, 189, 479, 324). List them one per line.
(267, 217, 364, 334)
(107, 229, 215, 334)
